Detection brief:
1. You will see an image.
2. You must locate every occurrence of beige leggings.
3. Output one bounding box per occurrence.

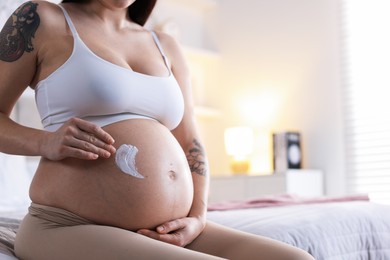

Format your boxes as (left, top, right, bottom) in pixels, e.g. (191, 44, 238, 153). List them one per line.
(14, 203, 314, 260)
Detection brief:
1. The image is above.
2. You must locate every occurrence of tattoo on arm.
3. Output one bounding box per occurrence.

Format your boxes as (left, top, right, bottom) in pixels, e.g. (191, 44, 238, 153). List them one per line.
(0, 2, 40, 62)
(186, 139, 207, 177)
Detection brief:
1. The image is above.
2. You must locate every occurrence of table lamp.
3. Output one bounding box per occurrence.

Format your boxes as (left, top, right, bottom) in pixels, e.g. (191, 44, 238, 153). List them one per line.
(224, 127, 254, 174)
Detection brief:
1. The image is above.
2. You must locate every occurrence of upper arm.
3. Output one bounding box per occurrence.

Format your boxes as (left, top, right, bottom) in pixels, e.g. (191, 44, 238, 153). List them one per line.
(0, 1, 43, 116)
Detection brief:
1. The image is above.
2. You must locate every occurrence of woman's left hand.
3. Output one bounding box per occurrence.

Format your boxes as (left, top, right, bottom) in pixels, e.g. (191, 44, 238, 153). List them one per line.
(137, 216, 205, 247)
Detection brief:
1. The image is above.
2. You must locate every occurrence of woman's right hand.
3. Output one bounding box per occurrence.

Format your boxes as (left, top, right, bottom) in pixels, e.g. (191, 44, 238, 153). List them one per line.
(40, 117, 116, 161)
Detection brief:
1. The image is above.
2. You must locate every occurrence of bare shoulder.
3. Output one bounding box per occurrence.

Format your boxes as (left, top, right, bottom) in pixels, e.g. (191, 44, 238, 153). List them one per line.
(153, 31, 189, 75)
(16, 1, 67, 37)
(153, 31, 182, 56)
(11, 1, 64, 27)
(31, 1, 68, 33)
(31, 0, 64, 16)
(0, 1, 65, 61)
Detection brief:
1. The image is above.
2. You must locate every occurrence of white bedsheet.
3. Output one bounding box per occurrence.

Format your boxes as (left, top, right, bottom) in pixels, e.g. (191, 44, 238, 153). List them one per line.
(207, 201, 390, 260)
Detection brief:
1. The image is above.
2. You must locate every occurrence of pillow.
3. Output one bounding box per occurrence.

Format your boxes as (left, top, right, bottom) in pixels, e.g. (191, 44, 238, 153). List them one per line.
(0, 153, 32, 211)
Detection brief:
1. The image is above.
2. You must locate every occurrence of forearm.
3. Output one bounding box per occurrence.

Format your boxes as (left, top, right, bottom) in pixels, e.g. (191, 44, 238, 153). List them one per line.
(189, 172, 209, 222)
(186, 138, 209, 222)
(0, 112, 46, 156)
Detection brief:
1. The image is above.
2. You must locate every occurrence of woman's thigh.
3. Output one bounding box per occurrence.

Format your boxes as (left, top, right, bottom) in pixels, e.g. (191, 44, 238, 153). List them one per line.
(15, 214, 223, 260)
(187, 221, 315, 260)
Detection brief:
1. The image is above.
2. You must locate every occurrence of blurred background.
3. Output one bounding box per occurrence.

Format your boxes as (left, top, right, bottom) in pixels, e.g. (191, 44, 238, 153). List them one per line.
(1, 0, 389, 205)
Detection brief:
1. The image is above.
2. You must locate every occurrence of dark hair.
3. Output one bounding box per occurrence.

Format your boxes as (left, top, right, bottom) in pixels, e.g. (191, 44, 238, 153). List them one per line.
(61, 0, 157, 26)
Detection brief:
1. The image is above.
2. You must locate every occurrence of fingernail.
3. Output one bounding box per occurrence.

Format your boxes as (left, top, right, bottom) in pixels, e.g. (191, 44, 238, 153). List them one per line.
(157, 226, 164, 232)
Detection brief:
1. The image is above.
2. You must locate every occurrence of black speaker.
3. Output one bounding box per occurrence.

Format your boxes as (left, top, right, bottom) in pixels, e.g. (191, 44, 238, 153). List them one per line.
(273, 132, 302, 172)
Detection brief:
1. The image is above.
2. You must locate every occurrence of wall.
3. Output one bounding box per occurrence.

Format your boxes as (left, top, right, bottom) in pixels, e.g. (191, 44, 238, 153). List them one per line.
(201, 0, 346, 195)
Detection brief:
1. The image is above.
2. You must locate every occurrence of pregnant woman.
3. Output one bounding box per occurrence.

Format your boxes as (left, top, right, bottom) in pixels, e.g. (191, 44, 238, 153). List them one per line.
(0, 1, 314, 259)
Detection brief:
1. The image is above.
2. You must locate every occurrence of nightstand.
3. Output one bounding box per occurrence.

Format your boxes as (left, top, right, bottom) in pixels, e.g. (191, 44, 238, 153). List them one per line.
(208, 169, 324, 204)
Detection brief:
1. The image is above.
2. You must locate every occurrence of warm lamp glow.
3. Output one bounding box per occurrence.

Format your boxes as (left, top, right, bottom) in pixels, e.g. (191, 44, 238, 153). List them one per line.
(224, 127, 254, 174)
(236, 89, 280, 127)
(224, 127, 254, 157)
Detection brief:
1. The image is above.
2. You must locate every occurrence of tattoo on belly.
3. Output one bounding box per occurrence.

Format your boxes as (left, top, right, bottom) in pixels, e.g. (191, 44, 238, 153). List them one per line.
(186, 139, 207, 177)
(0, 1, 40, 62)
(115, 144, 144, 179)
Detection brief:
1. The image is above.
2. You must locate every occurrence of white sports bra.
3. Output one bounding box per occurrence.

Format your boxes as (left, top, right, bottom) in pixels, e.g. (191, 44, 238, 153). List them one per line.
(35, 5, 184, 132)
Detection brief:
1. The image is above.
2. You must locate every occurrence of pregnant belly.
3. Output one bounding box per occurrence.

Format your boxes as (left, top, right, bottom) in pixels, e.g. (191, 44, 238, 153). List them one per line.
(30, 119, 194, 231)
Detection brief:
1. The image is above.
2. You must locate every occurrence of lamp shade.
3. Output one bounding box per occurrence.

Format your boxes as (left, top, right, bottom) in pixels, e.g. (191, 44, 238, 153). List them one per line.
(224, 127, 254, 158)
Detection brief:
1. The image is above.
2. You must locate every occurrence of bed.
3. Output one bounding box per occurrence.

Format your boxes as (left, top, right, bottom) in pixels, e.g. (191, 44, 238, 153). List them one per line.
(0, 152, 31, 260)
(1, 148, 390, 259)
(207, 196, 390, 260)
(1, 195, 390, 259)
(0, 215, 21, 260)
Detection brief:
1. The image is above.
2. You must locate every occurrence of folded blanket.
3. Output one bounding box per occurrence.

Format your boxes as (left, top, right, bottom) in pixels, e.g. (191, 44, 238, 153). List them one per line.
(207, 193, 370, 211)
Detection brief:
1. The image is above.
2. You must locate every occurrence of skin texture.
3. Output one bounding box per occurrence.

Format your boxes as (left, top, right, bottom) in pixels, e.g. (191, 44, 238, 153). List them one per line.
(2, 1, 315, 259)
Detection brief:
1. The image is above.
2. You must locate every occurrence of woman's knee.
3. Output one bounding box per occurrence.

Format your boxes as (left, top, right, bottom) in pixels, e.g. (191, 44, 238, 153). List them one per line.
(287, 248, 315, 260)
(223, 238, 314, 260)
(190, 221, 315, 260)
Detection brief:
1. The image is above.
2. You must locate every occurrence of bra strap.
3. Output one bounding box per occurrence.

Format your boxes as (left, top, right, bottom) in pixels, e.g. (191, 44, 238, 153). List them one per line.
(58, 5, 79, 36)
(151, 31, 170, 71)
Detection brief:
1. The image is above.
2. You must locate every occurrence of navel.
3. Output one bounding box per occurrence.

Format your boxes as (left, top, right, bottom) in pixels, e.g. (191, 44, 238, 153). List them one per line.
(168, 170, 177, 181)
